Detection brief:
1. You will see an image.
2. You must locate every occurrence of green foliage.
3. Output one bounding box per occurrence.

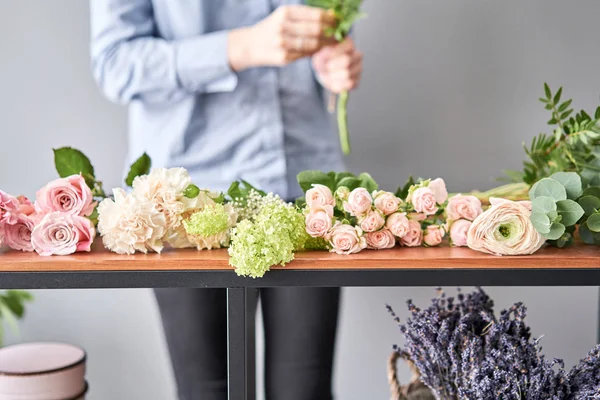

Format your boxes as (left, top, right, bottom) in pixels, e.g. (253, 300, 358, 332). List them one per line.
(509, 84, 600, 186)
(0, 290, 33, 347)
(227, 180, 266, 204)
(53, 147, 106, 198)
(183, 184, 200, 199)
(124, 153, 151, 187)
(297, 170, 378, 195)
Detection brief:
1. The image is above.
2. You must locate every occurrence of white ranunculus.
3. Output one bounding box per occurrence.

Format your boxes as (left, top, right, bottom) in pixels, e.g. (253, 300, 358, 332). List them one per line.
(467, 198, 545, 256)
(98, 189, 166, 254)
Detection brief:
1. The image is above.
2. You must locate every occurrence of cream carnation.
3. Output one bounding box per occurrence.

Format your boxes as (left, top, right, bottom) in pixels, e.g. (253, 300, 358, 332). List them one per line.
(98, 189, 167, 254)
(467, 198, 545, 256)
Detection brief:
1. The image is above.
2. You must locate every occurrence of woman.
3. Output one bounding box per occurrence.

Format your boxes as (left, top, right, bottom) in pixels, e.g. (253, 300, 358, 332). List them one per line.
(90, 1, 363, 399)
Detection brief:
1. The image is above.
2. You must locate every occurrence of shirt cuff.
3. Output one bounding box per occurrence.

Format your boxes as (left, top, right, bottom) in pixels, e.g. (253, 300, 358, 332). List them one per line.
(175, 30, 239, 94)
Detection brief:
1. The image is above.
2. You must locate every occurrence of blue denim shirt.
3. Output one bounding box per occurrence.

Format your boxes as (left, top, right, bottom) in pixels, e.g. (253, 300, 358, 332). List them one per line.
(90, 0, 345, 200)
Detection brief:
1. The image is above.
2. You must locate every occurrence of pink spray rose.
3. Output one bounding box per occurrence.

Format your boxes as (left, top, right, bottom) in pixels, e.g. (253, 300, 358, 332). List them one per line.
(374, 191, 400, 216)
(410, 187, 439, 216)
(385, 212, 410, 238)
(2, 214, 35, 252)
(344, 188, 373, 216)
(429, 178, 448, 204)
(446, 194, 483, 221)
(0, 190, 21, 224)
(424, 225, 445, 247)
(305, 205, 334, 238)
(329, 224, 367, 255)
(306, 184, 334, 210)
(400, 220, 423, 247)
(31, 212, 95, 256)
(450, 219, 471, 247)
(366, 229, 396, 250)
(35, 175, 95, 217)
(359, 209, 385, 233)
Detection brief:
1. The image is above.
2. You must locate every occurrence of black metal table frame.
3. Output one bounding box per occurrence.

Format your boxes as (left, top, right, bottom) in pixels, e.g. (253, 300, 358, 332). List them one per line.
(1, 267, 599, 400)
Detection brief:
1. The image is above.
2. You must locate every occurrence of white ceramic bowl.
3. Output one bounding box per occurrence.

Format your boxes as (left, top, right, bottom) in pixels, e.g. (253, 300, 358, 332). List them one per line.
(0, 342, 87, 400)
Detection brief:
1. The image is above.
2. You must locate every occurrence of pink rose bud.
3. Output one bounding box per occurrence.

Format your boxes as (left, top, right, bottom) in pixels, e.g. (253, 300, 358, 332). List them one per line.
(429, 178, 448, 204)
(306, 184, 334, 209)
(400, 220, 423, 247)
(335, 186, 350, 201)
(0, 190, 21, 224)
(374, 191, 401, 216)
(450, 219, 471, 247)
(366, 228, 396, 250)
(2, 214, 35, 252)
(16, 196, 35, 216)
(305, 205, 334, 238)
(385, 212, 410, 238)
(359, 209, 385, 233)
(329, 224, 367, 255)
(31, 212, 95, 256)
(446, 194, 483, 221)
(346, 188, 373, 216)
(424, 225, 445, 247)
(35, 175, 96, 217)
(410, 187, 439, 216)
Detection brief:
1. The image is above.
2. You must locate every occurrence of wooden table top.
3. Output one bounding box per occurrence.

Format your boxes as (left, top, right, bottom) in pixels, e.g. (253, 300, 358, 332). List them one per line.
(0, 243, 597, 272)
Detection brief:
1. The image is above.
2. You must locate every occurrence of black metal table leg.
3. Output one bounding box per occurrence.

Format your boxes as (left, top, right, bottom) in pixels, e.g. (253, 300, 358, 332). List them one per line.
(227, 287, 257, 400)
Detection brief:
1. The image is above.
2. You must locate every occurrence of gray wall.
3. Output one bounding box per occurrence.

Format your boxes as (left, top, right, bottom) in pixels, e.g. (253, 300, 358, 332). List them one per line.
(0, 1, 598, 399)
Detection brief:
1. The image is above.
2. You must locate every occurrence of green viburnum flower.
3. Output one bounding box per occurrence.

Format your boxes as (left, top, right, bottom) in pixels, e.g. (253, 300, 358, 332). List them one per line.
(304, 236, 330, 250)
(183, 204, 230, 237)
(228, 201, 307, 278)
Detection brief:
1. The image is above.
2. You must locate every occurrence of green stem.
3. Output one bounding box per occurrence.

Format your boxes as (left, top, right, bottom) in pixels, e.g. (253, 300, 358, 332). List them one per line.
(338, 90, 350, 155)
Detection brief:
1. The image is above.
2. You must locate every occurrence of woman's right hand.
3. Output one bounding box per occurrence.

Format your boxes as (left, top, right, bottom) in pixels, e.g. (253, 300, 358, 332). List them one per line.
(228, 5, 336, 71)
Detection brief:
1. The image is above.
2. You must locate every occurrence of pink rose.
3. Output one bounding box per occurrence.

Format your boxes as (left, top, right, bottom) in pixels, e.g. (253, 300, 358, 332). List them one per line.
(0, 190, 21, 224)
(305, 205, 334, 238)
(424, 225, 445, 247)
(31, 212, 95, 256)
(306, 184, 334, 209)
(366, 229, 396, 250)
(408, 212, 427, 221)
(2, 214, 35, 252)
(386, 212, 410, 238)
(16, 196, 35, 216)
(359, 209, 385, 233)
(35, 175, 95, 217)
(374, 191, 400, 216)
(446, 194, 483, 221)
(450, 219, 471, 247)
(344, 188, 373, 216)
(410, 188, 439, 216)
(329, 224, 367, 255)
(429, 178, 448, 204)
(400, 220, 423, 247)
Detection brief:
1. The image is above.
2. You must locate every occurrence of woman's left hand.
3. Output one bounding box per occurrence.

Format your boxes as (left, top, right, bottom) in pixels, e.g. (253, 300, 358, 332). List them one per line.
(312, 38, 363, 94)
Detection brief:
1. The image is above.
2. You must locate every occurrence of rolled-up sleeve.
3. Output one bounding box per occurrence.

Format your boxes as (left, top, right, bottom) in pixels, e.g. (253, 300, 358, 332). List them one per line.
(90, 0, 238, 105)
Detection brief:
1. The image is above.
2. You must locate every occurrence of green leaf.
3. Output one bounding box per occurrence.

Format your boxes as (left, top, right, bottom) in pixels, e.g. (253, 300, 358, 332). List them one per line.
(579, 222, 597, 244)
(549, 172, 582, 199)
(53, 147, 95, 187)
(337, 177, 361, 191)
(240, 180, 266, 196)
(547, 210, 559, 222)
(558, 99, 572, 112)
(545, 222, 566, 240)
(358, 172, 378, 192)
(529, 178, 567, 201)
(548, 118, 558, 125)
(334, 172, 355, 184)
(595, 106, 600, 120)
(553, 87, 562, 104)
(539, 98, 548, 103)
(124, 153, 151, 187)
(395, 177, 415, 200)
(297, 170, 335, 192)
(556, 199, 585, 226)
(552, 231, 574, 248)
(183, 184, 200, 199)
(560, 110, 573, 120)
(295, 197, 307, 209)
(212, 192, 226, 204)
(532, 196, 557, 214)
(578, 195, 600, 216)
(531, 213, 551, 234)
(544, 83, 551, 99)
(227, 181, 243, 200)
(582, 187, 600, 198)
(0, 303, 19, 337)
(588, 213, 600, 232)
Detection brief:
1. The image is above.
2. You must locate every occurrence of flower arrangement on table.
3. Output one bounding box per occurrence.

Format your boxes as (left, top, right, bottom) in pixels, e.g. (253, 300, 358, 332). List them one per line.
(387, 288, 600, 399)
(0, 84, 599, 279)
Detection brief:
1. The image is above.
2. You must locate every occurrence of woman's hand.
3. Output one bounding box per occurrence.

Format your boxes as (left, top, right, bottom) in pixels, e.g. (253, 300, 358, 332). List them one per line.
(312, 38, 363, 94)
(228, 5, 336, 71)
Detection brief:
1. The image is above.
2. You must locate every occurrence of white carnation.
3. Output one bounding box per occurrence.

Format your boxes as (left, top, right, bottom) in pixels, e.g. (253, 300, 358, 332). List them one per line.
(98, 189, 166, 254)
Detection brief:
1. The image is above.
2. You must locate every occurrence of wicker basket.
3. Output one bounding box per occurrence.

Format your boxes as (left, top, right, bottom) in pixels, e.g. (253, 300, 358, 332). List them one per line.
(387, 351, 436, 400)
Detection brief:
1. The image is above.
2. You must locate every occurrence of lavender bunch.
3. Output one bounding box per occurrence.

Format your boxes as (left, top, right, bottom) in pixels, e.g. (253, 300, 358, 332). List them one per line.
(567, 345, 600, 398)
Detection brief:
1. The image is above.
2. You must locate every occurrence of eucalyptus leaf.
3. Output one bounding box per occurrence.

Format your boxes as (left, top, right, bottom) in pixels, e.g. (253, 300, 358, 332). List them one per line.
(124, 153, 151, 187)
(530, 213, 551, 234)
(531, 196, 556, 214)
(545, 222, 566, 240)
(582, 187, 600, 198)
(53, 147, 95, 188)
(529, 178, 567, 201)
(588, 213, 600, 232)
(297, 170, 335, 192)
(579, 222, 596, 244)
(578, 195, 600, 216)
(549, 172, 582, 199)
(556, 199, 585, 226)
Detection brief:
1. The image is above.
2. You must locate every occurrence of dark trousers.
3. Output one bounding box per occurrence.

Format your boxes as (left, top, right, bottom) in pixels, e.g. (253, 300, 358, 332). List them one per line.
(154, 287, 341, 400)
